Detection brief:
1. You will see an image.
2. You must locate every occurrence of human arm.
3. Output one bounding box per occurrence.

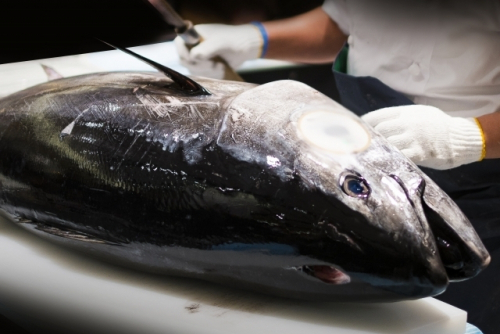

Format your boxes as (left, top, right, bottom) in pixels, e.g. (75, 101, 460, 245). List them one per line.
(262, 7, 347, 63)
(174, 7, 347, 78)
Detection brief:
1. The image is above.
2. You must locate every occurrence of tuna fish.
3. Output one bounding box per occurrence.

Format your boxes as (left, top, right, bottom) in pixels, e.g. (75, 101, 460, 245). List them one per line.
(0, 47, 490, 302)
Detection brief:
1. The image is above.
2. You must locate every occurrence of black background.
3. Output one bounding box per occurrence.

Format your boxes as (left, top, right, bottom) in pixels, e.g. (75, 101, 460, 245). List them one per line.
(0, 0, 322, 64)
(0, 0, 177, 64)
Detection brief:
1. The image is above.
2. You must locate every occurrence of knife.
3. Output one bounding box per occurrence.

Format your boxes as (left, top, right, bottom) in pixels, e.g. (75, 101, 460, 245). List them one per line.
(146, 0, 243, 81)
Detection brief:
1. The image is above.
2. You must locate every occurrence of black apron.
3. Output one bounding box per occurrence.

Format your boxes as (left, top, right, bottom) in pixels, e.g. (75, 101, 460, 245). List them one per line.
(332, 55, 500, 334)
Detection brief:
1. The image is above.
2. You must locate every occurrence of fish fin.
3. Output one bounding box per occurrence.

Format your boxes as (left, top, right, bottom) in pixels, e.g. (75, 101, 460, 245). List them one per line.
(59, 108, 90, 139)
(98, 39, 211, 96)
(41, 64, 64, 81)
(59, 120, 76, 139)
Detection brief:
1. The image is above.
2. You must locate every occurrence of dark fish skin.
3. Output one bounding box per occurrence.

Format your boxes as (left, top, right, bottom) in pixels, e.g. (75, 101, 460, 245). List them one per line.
(0, 71, 490, 302)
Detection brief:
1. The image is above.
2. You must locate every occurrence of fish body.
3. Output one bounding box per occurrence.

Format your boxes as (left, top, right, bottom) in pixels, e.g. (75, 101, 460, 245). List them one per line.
(0, 70, 490, 302)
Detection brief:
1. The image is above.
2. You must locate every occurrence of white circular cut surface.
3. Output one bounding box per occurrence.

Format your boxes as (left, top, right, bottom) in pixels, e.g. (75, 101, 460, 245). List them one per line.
(298, 110, 370, 154)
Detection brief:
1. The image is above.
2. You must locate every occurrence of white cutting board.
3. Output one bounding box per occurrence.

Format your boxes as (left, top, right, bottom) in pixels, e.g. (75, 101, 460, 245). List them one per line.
(0, 43, 467, 334)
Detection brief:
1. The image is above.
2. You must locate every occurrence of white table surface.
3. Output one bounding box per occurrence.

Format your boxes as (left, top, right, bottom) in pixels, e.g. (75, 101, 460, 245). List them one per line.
(0, 42, 469, 334)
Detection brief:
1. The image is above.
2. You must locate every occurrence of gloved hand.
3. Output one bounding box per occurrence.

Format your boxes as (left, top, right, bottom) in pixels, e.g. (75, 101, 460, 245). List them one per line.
(362, 105, 485, 170)
(174, 24, 264, 79)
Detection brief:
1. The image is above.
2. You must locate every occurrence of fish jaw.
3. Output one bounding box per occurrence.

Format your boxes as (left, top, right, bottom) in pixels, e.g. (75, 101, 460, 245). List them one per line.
(420, 173, 491, 280)
(351, 137, 490, 289)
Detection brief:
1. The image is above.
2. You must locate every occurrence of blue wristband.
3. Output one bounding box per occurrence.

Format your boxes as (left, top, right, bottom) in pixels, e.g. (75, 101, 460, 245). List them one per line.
(251, 21, 269, 58)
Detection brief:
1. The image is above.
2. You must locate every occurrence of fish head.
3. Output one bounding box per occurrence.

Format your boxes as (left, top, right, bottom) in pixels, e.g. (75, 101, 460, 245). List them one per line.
(218, 80, 490, 301)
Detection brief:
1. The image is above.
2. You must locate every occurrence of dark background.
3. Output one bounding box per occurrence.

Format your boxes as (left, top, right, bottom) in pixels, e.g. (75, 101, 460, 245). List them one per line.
(0, 0, 322, 64)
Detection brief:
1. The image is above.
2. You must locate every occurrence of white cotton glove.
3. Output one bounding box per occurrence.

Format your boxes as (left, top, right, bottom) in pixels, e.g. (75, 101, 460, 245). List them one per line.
(174, 24, 264, 79)
(362, 105, 485, 170)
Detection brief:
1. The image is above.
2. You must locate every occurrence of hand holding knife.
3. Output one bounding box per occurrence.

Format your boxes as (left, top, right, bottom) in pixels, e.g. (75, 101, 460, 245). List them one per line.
(146, 0, 243, 81)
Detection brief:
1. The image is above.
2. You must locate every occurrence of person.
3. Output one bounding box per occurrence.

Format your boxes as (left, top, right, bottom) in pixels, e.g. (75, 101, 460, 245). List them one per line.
(175, 0, 500, 332)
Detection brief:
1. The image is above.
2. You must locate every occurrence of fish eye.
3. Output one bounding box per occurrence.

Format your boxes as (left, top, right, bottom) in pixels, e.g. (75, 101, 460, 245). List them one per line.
(341, 174, 370, 198)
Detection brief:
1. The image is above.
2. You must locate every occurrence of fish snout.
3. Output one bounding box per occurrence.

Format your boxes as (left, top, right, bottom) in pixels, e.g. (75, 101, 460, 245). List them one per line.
(390, 173, 490, 282)
(420, 175, 491, 281)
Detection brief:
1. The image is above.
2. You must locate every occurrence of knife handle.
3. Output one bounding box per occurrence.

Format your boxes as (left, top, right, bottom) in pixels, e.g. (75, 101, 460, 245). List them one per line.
(175, 20, 201, 46)
(176, 21, 244, 82)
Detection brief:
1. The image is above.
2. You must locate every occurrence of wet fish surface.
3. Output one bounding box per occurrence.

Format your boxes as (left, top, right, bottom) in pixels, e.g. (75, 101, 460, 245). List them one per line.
(0, 64, 490, 302)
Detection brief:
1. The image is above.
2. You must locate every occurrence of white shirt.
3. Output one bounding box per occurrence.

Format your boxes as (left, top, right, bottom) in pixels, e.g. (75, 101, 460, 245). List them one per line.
(322, 0, 500, 117)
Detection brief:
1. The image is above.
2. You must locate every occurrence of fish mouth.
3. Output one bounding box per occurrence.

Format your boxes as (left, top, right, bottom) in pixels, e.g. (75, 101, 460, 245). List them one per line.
(299, 265, 351, 285)
(422, 196, 490, 281)
(391, 174, 490, 282)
